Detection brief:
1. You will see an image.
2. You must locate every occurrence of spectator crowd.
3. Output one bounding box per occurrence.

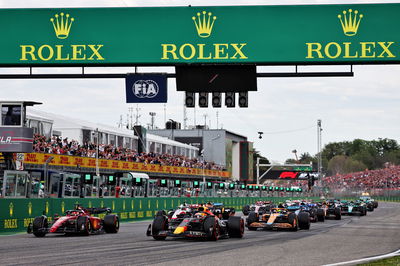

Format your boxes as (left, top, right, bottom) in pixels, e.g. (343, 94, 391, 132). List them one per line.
(322, 165, 400, 191)
(33, 134, 224, 170)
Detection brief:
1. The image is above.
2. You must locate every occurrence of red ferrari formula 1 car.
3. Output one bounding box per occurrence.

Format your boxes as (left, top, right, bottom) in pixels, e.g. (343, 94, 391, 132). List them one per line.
(27, 205, 119, 237)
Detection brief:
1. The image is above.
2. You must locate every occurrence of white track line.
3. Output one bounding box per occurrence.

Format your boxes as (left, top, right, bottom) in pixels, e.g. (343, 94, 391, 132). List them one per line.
(324, 249, 400, 266)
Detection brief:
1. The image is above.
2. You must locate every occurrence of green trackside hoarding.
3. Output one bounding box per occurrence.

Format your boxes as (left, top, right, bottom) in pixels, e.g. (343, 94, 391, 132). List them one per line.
(0, 197, 319, 233)
(0, 4, 399, 66)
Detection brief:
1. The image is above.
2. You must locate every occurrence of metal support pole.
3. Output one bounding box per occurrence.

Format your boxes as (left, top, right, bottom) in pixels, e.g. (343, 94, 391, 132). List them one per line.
(95, 128, 100, 177)
(44, 156, 54, 198)
(256, 157, 260, 185)
(317, 119, 322, 176)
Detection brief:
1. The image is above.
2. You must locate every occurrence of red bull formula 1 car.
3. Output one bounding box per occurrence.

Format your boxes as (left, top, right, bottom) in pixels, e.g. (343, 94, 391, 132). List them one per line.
(27, 205, 119, 237)
(147, 205, 244, 241)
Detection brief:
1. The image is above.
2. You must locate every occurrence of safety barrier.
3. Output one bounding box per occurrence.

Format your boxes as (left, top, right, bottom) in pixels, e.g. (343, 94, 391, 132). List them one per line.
(338, 196, 400, 203)
(371, 196, 400, 202)
(0, 196, 320, 234)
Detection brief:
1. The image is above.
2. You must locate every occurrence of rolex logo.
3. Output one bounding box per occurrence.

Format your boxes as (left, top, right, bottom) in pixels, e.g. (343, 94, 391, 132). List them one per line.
(192, 11, 217, 38)
(338, 9, 363, 36)
(50, 12, 75, 39)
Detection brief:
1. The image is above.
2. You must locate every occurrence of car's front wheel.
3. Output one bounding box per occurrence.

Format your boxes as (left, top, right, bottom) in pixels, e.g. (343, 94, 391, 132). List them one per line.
(104, 215, 120, 234)
(32, 216, 48, 237)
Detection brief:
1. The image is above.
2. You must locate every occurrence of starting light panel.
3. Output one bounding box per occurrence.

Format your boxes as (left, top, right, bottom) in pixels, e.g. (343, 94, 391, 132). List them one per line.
(207, 182, 213, 189)
(262, 186, 267, 190)
(229, 183, 235, 190)
(241, 184, 246, 190)
(269, 186, 274, 191)
(175, 65, 257, 92)
(174, 180, 181, 187)
(219, 183, 225, 189)
(193, 181, 200, 188)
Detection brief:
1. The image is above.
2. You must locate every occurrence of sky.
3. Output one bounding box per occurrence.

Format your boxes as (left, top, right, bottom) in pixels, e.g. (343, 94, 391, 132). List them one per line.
(0, 0, 399, 163)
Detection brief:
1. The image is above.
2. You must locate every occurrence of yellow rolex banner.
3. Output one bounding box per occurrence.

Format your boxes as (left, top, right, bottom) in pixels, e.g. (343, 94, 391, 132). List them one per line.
(23, 153, 230, 178)
(0, 4, 399, 66)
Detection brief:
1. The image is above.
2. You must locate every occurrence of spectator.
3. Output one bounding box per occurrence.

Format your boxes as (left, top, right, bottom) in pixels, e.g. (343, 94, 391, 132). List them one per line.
(33, 134, 224, 171)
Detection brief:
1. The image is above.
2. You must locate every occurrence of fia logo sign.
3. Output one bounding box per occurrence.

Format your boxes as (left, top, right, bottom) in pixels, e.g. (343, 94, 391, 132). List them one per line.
(132, 80, 159, 98)
(126, 74, 167, 103)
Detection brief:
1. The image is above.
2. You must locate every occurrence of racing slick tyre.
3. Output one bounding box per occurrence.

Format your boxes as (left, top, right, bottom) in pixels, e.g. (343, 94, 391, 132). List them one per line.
(77, 216, 91, 236)
(298, 212, 310, 230)
(374, 202, 378, 208)
(227, 216, 244, 238)
(32, 216, 48, 237)
(334, 207, 342, 220)
(309, 209, 317, 223)
(288, 213, 298, 231)
(204, 216, 219, 241)
(156, 210, 167, 216)
(317, 209, 325, 222)
(104, 215, 120, 234)
(151, 215, 167, 240)
(360, 207, 367, 216)
(246, 212, 258, 231)
(367, 204, 374, 212)
(242, 205, 250, 216)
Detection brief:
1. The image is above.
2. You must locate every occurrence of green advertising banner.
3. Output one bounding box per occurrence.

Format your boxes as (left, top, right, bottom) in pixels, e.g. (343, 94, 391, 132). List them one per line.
(0, 4, 399, 66)
(0, 196, 318, 233)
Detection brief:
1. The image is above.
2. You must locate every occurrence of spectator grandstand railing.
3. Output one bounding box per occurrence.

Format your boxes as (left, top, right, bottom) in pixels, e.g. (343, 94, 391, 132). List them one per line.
(23, 153, 230, 178)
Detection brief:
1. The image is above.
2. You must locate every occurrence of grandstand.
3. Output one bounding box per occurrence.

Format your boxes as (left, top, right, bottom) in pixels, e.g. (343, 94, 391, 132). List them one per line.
(322, 165, 400, 196)
(28, 109, 199, 160)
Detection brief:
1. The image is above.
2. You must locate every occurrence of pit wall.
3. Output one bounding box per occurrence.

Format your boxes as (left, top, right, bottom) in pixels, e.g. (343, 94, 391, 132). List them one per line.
(0, 197, 319, 234)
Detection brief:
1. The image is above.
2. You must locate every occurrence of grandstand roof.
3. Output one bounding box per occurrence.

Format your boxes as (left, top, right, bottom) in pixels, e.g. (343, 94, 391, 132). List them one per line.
(147, 132, 198, 150)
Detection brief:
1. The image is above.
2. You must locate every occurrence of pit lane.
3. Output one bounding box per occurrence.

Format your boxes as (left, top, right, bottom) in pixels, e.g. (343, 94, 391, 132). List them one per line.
(0, 202, 399, 266)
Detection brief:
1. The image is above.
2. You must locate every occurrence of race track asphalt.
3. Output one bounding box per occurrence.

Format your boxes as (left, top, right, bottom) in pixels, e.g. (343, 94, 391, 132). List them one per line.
(0, 202, 399, 266)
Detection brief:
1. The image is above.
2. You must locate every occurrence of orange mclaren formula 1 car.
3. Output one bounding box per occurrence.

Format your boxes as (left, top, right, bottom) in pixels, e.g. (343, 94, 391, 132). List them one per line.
(147, 206, 244, 241)
(246, 207, 310, 231)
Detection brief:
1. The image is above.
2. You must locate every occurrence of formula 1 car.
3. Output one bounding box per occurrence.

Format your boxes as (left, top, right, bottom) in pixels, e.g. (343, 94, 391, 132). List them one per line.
(318, 200, 342, 220)
(246, 207, 310, 231)
(286, 202, 324, 223)
(147, 205, 244, 240)
(340, 200, 367, 216)
(242, 201, 273, 216)
(359, 196, 378, 211)
(27, 205, 119, 237)
(162, 204, 199, 231)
